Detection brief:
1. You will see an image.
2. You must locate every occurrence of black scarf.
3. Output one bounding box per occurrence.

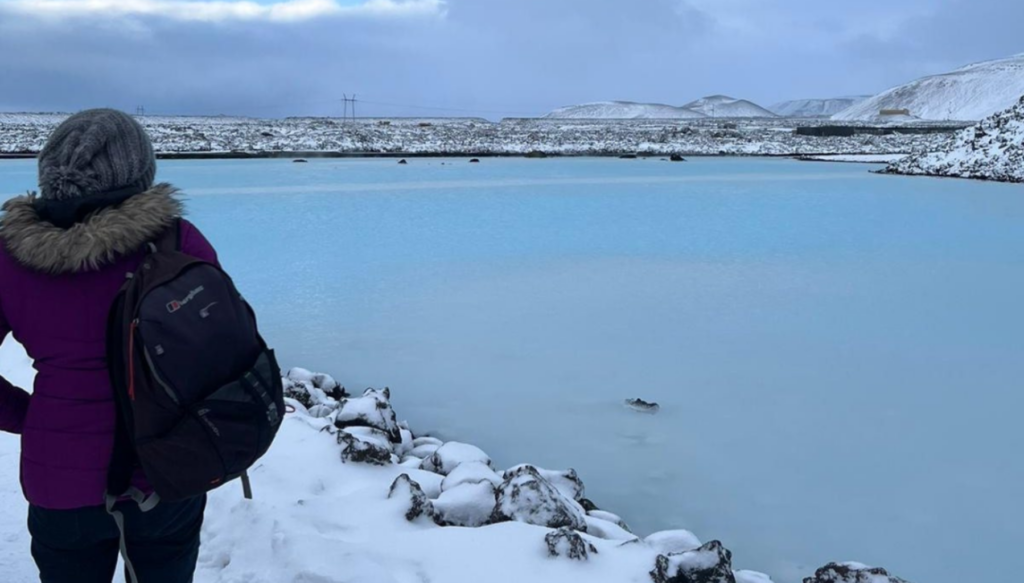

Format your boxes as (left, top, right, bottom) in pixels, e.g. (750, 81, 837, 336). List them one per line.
(32, 185, 146, 229)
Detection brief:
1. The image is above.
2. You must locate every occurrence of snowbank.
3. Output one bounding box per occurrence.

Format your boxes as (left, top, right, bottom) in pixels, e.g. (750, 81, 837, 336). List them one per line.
(882, 96, 1024, 183)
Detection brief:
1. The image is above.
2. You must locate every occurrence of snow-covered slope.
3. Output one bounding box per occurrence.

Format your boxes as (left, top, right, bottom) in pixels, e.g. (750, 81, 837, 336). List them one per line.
(682, 95, 777, 118)
(833, 54, 1024, 122)
(545, 101, 707, 120)
(770, 97, 870, 118)
(883, 95, 1024, 182)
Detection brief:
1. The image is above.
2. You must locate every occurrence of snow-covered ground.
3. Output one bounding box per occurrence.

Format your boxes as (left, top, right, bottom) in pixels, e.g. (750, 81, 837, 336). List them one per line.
(0, 114, 954, 157)
(833, 53, 1024, 122)
(883, 96, 1024, 182)
(682, 96, 777, 119)
(0, 345, 914, 583)
(545, 101, 707, 120)
(770, 97, 870, 118)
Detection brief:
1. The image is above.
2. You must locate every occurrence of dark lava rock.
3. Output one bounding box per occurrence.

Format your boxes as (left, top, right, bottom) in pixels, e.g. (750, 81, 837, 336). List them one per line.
(504, 464, 585, 502)
(469, 158, 481, 163)
(651, 540, 736, 583)
(619, 154, 639, 159)
(283, 369, 347, 409)
(260, 131, 274, 137)
(293, 159, 308, 163)
(334, 388, 402, 443)
(338, 431, 393, 466)
(398, 159, 408, 164)
(578, 498, 600, 512)
(525, 150, 549, 159)
(803, 563, 909, 583)
(491, 465, 587, 531)
(388, 474, 441, 524)
(625, 398, 661, 413)
(670, 154, 686, 162)
(545, 527, 598, 560)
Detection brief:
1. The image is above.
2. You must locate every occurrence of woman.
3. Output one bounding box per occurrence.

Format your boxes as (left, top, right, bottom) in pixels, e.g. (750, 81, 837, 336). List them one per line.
(0, 109, 218, 583)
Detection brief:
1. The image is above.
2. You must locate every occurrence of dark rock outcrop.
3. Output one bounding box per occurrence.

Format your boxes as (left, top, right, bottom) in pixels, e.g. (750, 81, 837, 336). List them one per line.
(650, 540, 736, 583)
(803, 563, 909, 583)
(334, 388, 402, 443)
(670, 154, 686, 162)
(545, 527, 598, 560)
(338, 431, 393, 466)
(625, 398, 661, 413)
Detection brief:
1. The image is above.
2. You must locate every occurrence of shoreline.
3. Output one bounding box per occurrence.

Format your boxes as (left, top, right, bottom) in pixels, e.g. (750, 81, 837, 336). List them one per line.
(0, 151, 915, 161)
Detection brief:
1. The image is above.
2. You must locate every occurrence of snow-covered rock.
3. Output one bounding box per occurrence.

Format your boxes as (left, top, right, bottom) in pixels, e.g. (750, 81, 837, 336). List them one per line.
(651, 540, 736, 583)
(504, 465, 585, 502)
(544, 527, 598, 561)
(770, 97, 870, 118)
(883, 95, 1024, 182)
(546, 101, 707, 120)
(420, 442, 492, 476)
(338, 431, 393, 466)
(588, 509, 631, 531)
(834, 53, 1024, 122)
(584, 515, 638, 542)
(433, 481, 498, 527)
(334, 387, 402, 443)
(802, 562, 909, 583)
(645, 530, 703, 555)
(492, 465, 588, 531)
(441, 460, 503, 492)
(387, 474, 441, 525)
(682, 95, 777, 119)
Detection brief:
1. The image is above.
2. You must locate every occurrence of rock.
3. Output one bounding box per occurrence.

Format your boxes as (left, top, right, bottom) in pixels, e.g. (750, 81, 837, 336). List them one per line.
(645, 530, 703, 555)
(619, 153, 638, 159)
(625, 397, 661, 413)
(491, 465, 587, 531)
(420, 442, 491, 476)
(338, 431, 393, 466)
(405, 470, 444, 499)
(409, 443, 442, 459)
(578, 498, 600, 512)
(722, 122, 739, 130)
(387, 474, 440, 525)
(283, 369, 345, 408)
(525, 150, 548, 159)
(260, 131, 274, 137)
(670, 154, 686, 162)
(334, 388, 402, 443)
(584, 515, 638, 542)
(441, 461, 503, 492)
(398, 159, 408, 164)
(545, 527, 598, 561)
(803, 562, 909, 583)
(734, 571, 773, 583)
(412, 436, 444, 448)
(651, 541, 736, 583)
(588, 510, 631, 532)
(504, 465, 585, 502)
(469, 158, 481, 163)
(341, 426, 393, 450)
(293, 159, 308, 163)
(433, 481, 497, 527)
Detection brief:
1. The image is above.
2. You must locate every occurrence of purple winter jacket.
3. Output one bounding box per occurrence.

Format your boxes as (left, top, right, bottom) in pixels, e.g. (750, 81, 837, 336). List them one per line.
(0, 184, 218, 510)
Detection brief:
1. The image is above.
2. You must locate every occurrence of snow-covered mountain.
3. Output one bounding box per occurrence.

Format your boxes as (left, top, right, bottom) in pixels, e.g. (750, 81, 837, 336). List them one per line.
(833, 53, 1024, 122)
(883, 95, 1024, 182)
(545, 101, 707, 120)
(681, 95, 777, 118)
(770, 96, 870, 118)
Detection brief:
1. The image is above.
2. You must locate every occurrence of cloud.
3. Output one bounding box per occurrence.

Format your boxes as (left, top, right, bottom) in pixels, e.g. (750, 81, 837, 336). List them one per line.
(1, 0, 444, 23)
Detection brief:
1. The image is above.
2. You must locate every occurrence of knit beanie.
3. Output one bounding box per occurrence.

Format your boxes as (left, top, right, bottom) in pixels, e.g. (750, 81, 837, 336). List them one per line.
(37, 108, 156, 202)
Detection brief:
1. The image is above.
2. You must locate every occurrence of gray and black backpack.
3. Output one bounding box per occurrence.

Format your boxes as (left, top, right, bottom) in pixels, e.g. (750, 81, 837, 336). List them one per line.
(106, 219, 284, 505)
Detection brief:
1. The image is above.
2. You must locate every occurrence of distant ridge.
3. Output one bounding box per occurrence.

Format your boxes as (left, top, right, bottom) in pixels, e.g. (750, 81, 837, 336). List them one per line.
(770, 96, 870, 118)
(546, 95, 776, 119)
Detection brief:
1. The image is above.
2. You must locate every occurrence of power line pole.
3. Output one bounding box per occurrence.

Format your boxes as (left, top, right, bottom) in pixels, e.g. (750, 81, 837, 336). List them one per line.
(341, 95, 358, 123)
(135, 106, 145, 116)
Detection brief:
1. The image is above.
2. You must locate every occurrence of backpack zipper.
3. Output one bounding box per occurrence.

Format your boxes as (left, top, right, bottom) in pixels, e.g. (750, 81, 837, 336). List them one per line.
(128, 319, 139, 401)
(142, 341, 181, 406)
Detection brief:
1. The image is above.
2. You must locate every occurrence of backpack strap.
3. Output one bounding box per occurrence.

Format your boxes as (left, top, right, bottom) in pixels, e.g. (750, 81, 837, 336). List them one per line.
(150, 218, 183, 254)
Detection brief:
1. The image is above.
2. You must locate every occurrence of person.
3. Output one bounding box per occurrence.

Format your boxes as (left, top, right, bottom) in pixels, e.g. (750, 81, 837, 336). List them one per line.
(0, 109, 219, 583)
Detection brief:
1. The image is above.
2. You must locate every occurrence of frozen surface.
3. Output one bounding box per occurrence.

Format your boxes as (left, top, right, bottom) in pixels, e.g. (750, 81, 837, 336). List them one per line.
(2, 157, 1023, 583)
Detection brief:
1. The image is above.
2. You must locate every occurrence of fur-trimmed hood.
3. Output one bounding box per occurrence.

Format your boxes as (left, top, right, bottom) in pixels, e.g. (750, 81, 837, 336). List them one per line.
(0, 183, 184, 275)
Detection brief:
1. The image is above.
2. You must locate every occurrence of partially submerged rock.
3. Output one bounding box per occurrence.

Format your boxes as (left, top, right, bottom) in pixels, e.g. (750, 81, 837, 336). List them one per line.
(398, 159, 408, 164)
(625, 398, 661, 413)
(545, 527, 598, 561)
(433, 481, 497, 527)
(492, 465, 587, 531)
(803, 562, 909, 583)
(651, 540, 736, 583)
(420, 442, 492, 476)
(388, 474, 440, 525)
(670, 154, 686, 162)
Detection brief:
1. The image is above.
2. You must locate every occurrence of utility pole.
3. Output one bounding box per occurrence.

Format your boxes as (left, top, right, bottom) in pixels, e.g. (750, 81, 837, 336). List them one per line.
(342, 95, 358, 123)
(135, 106, 145, 116)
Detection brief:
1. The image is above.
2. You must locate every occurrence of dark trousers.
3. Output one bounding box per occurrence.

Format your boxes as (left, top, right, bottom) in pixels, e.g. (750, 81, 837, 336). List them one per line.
(28, 496, 206, 583)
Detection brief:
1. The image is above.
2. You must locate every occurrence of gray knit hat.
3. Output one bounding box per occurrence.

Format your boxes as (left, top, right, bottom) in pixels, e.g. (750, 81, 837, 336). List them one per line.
(37, 108, 156, 201)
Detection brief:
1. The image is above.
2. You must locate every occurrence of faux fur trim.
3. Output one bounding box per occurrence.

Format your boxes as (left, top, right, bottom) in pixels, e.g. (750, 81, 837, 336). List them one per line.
(0, 183, 184, 275)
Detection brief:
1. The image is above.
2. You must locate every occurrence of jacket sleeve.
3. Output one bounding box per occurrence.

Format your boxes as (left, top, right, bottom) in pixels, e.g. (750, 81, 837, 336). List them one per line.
(0, 296, 30, 435)
(179, 220, 221, 268)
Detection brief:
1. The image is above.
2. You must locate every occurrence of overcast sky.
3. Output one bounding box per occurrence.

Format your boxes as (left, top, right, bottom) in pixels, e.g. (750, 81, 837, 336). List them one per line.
(0, 0, 1020, 118)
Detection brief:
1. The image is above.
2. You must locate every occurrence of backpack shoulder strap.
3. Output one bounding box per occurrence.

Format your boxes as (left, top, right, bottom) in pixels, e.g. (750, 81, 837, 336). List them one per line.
(152, 218, 183, 254)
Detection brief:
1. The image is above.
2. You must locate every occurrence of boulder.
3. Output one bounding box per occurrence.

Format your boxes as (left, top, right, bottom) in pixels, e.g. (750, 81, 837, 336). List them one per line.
(491, 465, 587, 531)
(625, 398, 661, 413)
(584, 515, 638, 542)
(433, 482, 497, 527)
(588, 510, 631, 532)
(338, 432, 393, 466)
(469, 158, 481, 163)
(645, 530, 703, 555)
(650, 540, 736, 583)
(504, 465, 585, 502)
(803, 562, 909, 583)
(334, 388, 402, 444)
(412, 436, 444, 448)
(441, 461, 503, 492)
(420, 442, 491, 476)
(387, 474, 440, 525)
(405, 470, 444, 499)
(283, 369, 345, 408)
(545, 527, 598, 561)
(670, 154, 686, 162)
(398, 159, 408, 164)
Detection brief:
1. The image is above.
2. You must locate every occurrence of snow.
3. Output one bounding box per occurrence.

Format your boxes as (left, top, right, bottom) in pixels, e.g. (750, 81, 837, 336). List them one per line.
(770, 97, 870, 118)
(584, 515, 638, 542)
(440, 460, 503, 491)
(833, 53, 1024, 122)
(683, 95, 778, 118)
(433, 481, 498, 527)
(546, 101, 707, 120)
(735, 570, 775, 583)
(644, 529, 703, 555)
(884, 95, 1024, 182)
(419, 441, 492, 475)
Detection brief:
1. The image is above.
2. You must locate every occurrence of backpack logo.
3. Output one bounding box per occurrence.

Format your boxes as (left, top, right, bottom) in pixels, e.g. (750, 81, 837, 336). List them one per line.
(166, 286, 206, 314)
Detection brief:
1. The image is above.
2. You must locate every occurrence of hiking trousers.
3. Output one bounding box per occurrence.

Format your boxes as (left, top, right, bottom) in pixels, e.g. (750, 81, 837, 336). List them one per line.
(28, 496, 206, 583)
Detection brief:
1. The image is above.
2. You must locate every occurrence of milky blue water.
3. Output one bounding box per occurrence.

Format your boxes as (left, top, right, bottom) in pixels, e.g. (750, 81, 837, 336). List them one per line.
(2, 157, 1022, 583)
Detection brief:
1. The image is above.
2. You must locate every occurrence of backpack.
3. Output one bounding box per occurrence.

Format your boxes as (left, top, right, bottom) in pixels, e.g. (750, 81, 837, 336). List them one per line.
(106, 219, 284, 504)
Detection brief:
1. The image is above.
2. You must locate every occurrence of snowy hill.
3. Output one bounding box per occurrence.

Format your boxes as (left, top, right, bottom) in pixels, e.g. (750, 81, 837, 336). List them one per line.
(883, 96, 1024, 182)
(681, 95, 777, 118)
(770, 97, 870, 118)
(833, 53, 1024, 122)
(545, 101, 707, 120)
